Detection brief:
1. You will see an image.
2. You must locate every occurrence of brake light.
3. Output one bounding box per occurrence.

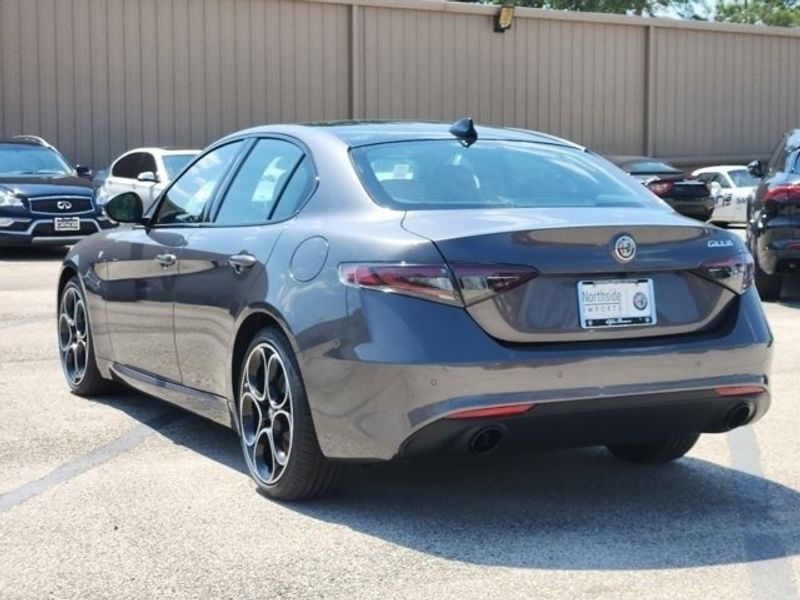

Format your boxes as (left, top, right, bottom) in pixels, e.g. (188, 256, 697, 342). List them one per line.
(647, 180, 674, 196)
(764, 183, 800, 204)
(339, 263, 538, 306)
(451, 264, 538, 305)
(339, 264, 460, 305)
(447, 402, 536, 419)
(698, 252, 754, 294)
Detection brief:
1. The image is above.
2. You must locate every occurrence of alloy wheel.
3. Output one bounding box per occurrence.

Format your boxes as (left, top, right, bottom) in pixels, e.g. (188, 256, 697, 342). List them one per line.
(239, 343, 294, 486)
(58, 286, 88, 386)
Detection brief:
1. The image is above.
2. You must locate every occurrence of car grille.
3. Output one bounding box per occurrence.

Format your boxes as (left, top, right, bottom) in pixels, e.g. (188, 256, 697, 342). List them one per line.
(28, 196, 94, 215)
(31, 221, 99, 237)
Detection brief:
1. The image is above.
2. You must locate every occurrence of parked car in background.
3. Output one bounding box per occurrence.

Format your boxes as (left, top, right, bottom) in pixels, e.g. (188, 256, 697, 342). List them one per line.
(96, 147, 199, 211)
(57, 120, 771, 500)
(608, 155, 714, 222)
(692, 165, 758, 226)
(746, 129, 800, 301)
(0, 136, 113, 247)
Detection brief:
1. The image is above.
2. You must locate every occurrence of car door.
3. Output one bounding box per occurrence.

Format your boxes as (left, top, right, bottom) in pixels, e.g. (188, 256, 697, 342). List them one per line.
(173, 137, 316, 396)
(102, 141, 245, 382)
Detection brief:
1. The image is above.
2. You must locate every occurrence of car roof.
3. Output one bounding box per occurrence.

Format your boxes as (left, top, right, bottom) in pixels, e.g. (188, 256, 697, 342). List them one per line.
(0, 138, 53, 147)
(692, 165, 747, 174)
(118, 147, 199, 155)
(226, 121, 584, 150)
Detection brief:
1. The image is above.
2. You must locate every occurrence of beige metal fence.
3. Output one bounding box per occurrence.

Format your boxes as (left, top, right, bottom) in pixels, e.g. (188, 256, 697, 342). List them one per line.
(1, 0, 799, 169)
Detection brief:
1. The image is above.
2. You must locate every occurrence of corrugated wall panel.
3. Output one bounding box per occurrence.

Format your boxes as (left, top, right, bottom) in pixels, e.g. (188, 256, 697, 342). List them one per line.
(653, 27, 800, 160)
(1, 0, 798, 168)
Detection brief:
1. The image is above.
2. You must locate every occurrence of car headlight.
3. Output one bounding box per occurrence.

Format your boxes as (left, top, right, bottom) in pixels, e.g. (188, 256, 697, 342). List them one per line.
(0, 190, 23, 207)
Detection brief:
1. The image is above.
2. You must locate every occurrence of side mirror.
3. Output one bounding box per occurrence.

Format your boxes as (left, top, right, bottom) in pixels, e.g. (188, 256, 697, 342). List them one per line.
(747, 160, 764, 179)
(137, 171, 158, 183)
(76, 165, 93, 179)
(709, 181, 722, 195)
(104, 192, 145, 224)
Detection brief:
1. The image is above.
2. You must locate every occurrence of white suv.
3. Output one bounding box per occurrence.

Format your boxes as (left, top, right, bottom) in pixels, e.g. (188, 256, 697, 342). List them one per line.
(96, 147, 199, 211)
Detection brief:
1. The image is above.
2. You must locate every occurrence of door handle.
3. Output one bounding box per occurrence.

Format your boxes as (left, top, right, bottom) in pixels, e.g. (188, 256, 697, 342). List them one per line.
(155, 252, 177, 268)
(228, 253, 257, 273)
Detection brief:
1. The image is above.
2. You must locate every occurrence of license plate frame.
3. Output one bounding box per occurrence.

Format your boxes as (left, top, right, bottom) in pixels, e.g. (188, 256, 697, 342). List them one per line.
(577, 278, 657, 329)
(54, 217, 81, 232)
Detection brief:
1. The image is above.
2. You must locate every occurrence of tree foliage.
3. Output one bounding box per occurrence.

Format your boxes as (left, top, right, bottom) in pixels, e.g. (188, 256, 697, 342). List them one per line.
(452, 0, 799, 26)
(716, 1, 800, 26)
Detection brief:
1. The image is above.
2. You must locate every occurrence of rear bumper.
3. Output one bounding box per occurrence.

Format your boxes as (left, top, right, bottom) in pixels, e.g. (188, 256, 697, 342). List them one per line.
(0, 216, 114, 246)
(665, 198, 714, 220)
(400, 388, 769, 458)
(759, 239, 800, 275)
(303, 286, 772, 461)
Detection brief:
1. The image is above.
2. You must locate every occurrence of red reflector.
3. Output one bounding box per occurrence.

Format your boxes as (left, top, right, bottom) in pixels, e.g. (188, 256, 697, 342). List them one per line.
(715, 385, 766, 397)
(447, 403, 535, 420)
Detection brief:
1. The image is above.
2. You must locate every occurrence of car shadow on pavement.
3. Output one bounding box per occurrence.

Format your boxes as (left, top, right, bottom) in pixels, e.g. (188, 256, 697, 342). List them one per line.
(293, 448, 800, 570)
(99, 387, 800, 571)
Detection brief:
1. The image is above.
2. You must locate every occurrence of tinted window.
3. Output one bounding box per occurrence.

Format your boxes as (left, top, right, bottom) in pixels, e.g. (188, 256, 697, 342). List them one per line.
(624, 160, 680, 174)
(112, 153, 144, 179)
(214, 139, 304, 226)
(712, 173, 731, 189)
(352, 141, 659, 210)
(272, 157, 315, 221)
(140, 153, 157, 175)
(767, 140, 787, 174)
(0, 144, 72, 176)
(162, 153, 198, 179)
(154, 142, 243, 225)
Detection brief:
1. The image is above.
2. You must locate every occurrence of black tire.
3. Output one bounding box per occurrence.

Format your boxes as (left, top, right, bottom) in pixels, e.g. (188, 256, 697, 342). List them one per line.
(752, 245, 782, 302)
(607, 433, 700, 464)
(58, 277, 116, 396)
(236, 326, 343, 501)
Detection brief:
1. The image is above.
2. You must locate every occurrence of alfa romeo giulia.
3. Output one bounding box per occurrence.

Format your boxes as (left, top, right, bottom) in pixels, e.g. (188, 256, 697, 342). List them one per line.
(57, 120, 773, 500)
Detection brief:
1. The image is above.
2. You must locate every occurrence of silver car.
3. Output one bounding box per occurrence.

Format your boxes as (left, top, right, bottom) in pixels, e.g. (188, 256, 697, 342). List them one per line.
(57, 120, 772, 500)
(95, 147, 199, 211)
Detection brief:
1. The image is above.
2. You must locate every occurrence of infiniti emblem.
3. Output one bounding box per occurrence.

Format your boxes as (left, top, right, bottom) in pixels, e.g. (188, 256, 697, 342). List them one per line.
(57, 201, 72, 210)
(613, 234, 636, 262)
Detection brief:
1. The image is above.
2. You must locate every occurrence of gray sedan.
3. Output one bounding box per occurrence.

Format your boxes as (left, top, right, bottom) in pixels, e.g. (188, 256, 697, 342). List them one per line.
(56, 120, 772, 500)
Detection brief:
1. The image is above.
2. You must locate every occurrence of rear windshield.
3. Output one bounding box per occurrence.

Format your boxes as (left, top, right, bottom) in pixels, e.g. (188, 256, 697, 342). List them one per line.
(0, 144, 72, 176)
(622, 160, 681, 175)
(351, 140, 660, 210)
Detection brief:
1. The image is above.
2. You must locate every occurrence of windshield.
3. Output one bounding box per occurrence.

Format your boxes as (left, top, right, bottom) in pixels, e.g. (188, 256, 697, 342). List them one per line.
(728, 168, 758, 188)
(162, 153, 199, 179)
(352, 141, 661, 210)
(0, 144, 72, 176)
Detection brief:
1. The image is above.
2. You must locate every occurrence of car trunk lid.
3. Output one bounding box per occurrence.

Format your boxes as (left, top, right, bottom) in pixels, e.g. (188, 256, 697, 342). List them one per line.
(402, 207, 741, 343)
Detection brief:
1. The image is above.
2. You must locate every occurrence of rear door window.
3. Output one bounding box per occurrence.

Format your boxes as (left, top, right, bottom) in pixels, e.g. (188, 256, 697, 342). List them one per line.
(112, 153, 144, 179)
(213, 139, 310, 225)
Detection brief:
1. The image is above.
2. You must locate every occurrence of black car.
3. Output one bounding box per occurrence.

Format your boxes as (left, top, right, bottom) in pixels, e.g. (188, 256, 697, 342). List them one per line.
(608, 155, 714, 221)
(0, 136, 114, 247)
(746, 129, 800, 301)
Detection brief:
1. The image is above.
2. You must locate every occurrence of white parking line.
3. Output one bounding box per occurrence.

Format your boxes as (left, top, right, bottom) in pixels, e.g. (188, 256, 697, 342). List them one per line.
(0, 410, 183, 515)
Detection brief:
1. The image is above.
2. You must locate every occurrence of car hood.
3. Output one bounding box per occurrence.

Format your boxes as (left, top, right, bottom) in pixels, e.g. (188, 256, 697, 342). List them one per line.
(0, 175, 93, 198)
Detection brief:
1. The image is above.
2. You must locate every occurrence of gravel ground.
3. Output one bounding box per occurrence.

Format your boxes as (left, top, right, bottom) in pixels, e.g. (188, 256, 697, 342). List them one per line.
(0, 239, 798, 600)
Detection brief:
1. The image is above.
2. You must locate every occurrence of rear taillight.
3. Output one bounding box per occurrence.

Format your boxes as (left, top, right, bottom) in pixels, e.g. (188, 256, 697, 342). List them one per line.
(450, 264, 538, 305)
(647, 180, 674, 196)
(764, 183, 800, 204)
(698, 252, 754, 294)
(338, 264, 460, 305)
(339, 263, 538, 306)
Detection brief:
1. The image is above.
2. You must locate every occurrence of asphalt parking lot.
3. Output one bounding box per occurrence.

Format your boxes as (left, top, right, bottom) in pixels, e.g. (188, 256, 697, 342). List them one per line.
(1, 240, 799, 600)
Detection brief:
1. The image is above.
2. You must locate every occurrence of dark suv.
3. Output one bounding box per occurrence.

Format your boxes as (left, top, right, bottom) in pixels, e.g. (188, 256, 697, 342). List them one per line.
(0, 136, 114, 247)
(747, 129, 800, 301)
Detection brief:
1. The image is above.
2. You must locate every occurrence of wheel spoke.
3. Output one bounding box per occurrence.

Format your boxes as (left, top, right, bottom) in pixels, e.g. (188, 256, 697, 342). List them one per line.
(238, 342, 295, 486)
